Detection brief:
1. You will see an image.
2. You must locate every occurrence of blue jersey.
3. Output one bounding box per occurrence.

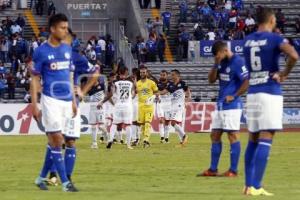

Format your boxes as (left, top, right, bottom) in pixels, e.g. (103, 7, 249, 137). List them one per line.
(243, 32, 287, 95)
(217, 54, 249, 110)
(161, 12, 171, 23)
(32, 42, 73, 101)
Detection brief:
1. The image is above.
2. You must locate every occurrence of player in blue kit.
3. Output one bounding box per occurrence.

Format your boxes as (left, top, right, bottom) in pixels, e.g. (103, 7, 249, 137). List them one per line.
(243, 8, 299, 196)
(47, 29, 99, 185)
(198, 41, 249, 177)
(30, 14, 78, 192)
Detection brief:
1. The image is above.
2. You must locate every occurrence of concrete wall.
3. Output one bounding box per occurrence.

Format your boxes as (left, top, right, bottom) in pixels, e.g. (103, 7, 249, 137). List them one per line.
(52, 0, 146, 43)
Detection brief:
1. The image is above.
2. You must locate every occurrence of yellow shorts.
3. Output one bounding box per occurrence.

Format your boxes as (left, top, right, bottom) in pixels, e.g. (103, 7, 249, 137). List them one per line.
(138, 104, 154, 124)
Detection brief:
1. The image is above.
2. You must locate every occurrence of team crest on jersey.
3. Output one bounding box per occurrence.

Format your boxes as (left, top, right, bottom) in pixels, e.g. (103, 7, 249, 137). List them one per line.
(226, 67, 231, 73)
(64, 52, 71, 59)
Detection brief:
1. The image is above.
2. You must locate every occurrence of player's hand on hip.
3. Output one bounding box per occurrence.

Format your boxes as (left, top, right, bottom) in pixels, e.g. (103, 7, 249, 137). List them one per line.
(32, 105, 41, 123)
(97, 103, 103, 110)
(272, 72, 287, 83)
(225, 95, 235, 103)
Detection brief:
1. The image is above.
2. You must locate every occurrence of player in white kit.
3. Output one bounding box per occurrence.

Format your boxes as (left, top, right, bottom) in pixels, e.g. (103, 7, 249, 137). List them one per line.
(160, 70, 191, 146)
(98, 67, 135, 149)
(156, 70, 172, 143)
(89, 74, 107, 149)
(130, 68, 141, 145)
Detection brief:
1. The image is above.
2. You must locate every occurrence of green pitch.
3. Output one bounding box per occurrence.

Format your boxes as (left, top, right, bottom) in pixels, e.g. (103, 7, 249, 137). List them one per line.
(0, 133, 300, 200)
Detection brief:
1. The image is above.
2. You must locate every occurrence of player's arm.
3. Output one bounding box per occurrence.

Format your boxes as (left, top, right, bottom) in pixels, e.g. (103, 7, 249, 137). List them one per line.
(226, 63, 249, 103)
(30, 51, 42, 122)
(30, 73, 41, 122)
(185, 87, 192, 102)
(276, 42, 299, 82)
(97, 83, 114, 109)
(208, 55, 222, 84)
(70, 72, 78, 117)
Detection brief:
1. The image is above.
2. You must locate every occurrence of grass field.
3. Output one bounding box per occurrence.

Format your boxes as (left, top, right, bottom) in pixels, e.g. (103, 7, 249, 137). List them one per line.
(0, 133, 300, 200)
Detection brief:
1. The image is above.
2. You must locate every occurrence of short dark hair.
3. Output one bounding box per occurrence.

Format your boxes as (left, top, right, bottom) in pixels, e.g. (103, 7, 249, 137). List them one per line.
(212, 40, 227, 56)
(48, 13, 68, 29)
(171, 69, 180, 76)
(160, 70, 168, 74)
(139, 65, 148, 70)
(257, 7, 275, 25)
(118, 66, 128, 75)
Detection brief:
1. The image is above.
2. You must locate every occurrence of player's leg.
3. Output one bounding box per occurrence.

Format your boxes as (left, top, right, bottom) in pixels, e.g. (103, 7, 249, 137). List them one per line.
(222, 132, 240, 177)
(221, 109, 242, 177)
(198, 130, 223, 176)
(244, 132, 259, 194)
(124, 124, 133, 149)
(156, 102, 165, 142)
(107, 107, 121, 149)
(164, 120, 171, 143)
(158, 117, 165, 143)
(171, 108, 187, 145)
(64, 138, 77, 182)
(35, 96, 76, 191)
(246, 93, 282, 196)
(143, 106, 154, 148)
(251, 132, 275, 188)
(89, 107, 98, 148)
(106, 123, 117, 149)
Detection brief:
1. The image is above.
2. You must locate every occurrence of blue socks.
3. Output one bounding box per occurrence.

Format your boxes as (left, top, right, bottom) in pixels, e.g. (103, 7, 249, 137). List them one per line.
(230, 141, 241, 173)
(65, 147, 76, 178)
(252, 139, 272, 189)
(210, 142, 222, 172)
(244, 140, 258, 187)
(50, 147, 69, 184)
(39, 145, 53, 178)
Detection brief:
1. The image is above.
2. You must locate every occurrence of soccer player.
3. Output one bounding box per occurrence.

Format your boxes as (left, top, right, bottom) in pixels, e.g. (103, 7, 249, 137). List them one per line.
(30, 14, 78, 192)
(131, 68, 141, 145)
(160, 70, 191, 146)
(136, 65, 159, 148)
(156, 70, 172, 143)
(198, 41, 249, 177)
(243, 8, 299, 196)
(46, 28, 100, 187)
(88, 72, 107, 149)
(98, 67, 135, 149)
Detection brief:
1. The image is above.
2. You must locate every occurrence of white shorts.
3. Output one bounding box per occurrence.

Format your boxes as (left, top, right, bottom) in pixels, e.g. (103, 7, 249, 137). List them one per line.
(169, 104, 185, 123)
(246, 93, 283, 133)
(103, 101, 114, 120)
(132, 101, 138, 122)
(64, 108, 81, 138)
(211, 109, 242, 132)
(89, 103, 105, 125)
(41, 95, 72, 133)
(113, 104, 133, 125)
(156, 101, 172, 120)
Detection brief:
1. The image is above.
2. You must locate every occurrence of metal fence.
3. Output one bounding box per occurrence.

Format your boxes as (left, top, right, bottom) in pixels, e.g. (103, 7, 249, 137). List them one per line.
(117, 25, 138, 73)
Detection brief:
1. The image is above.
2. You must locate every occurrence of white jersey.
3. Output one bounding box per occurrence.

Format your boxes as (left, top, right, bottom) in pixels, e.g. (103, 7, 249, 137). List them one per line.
(113, 80, 133, 106)
(167, 80, 188, 108)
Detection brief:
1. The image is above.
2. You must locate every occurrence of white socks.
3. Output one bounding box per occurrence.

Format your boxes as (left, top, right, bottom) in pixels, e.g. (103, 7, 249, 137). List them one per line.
(164, 125, 170, 139)
(173, 124, 185, 141)
(109, 124, 117, 143)
(91, 126, 97, 143)
(159, 123, 164, 138)
(125, 126, 132, 146)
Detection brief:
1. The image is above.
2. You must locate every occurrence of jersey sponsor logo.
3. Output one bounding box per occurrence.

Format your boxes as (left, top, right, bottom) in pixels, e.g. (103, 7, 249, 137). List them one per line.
(245, 39, 267, 47)
(49, 61, 71, 70)
(219, 73, 230, 81)
(249, 71, 269, 85)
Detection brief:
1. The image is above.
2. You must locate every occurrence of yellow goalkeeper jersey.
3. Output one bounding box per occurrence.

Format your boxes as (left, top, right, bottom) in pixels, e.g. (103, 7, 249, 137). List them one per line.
(136, 79, 158, 105)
